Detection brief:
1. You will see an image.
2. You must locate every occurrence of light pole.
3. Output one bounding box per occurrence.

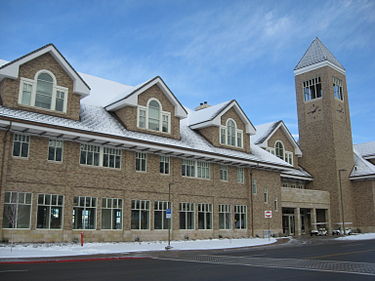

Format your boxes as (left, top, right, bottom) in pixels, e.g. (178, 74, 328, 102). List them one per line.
(165, 182, 173, 250)
(338, 169, 347, 235)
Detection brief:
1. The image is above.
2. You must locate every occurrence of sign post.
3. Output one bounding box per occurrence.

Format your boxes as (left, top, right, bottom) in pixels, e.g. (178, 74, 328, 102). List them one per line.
(165, 183, 173, 250)
(264, 210, 272, 240)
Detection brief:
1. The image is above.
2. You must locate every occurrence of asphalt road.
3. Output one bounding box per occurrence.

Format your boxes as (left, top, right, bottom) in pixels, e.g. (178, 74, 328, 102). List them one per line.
(1, 237, 374, 281)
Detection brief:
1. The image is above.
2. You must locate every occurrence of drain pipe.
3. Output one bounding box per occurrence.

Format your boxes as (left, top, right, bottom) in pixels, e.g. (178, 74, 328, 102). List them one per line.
(0, 121, 11, 195)
(250, 168, 254, 237)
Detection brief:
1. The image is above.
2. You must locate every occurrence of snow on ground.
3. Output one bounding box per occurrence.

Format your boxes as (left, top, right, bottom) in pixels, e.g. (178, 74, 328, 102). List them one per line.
(335, 233, 375, 241)
(0, 238, 277, 258)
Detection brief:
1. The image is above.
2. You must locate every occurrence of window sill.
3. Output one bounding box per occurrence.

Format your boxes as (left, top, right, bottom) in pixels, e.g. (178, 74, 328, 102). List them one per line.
(181, 176, 211, 181)
(18, 103, 67, 115)
(12, 156, 29, 160)
(79, 164, 122, 171)
(303, 97, 322, 103)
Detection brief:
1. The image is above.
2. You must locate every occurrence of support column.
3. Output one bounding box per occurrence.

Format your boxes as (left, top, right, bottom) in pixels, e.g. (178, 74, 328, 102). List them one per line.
(326, 208, 332, 233)
(294, 208, 301, 236)
(311, 208, 317, 231)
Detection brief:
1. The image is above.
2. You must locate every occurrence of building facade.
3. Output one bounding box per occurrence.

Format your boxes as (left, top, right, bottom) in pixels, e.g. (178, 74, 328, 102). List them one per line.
(0, 39, 373, 242)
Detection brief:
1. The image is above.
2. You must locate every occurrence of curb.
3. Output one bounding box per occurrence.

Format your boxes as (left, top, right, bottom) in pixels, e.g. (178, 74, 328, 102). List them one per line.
(0, 256, 150, 264)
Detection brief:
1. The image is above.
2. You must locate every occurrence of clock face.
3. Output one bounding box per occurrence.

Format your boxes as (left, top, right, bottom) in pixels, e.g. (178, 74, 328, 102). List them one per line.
(305, 102, 322, 122)
(336, 103, 345, 121)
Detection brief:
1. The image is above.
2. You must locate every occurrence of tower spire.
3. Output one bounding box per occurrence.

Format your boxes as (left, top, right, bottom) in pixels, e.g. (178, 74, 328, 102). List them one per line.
(294, 37, 345, 72)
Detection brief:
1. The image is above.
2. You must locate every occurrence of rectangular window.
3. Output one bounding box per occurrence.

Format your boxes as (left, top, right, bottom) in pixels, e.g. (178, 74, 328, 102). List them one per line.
(219, 204, 231, 230)
(181, 159, 196, 177)
(303, 77, 322, 101)
(333, 77, 343, 100)
(154, 201, 170, 230)
(266, 147, 275, 155)
(197, 203, 212, 230)
(136, 152, 147, 172)
(237, 131, 243, 148)
(197, 161, 210, 179)
(48, 139, 63, 162)
(55, 90, 65, 112)
(264, 187, 269, 204)
(252, 179, 257, 194)
(234, 205, 247, 229)
(80, 144, 100, 166)
(160, 156, 170, 174)
(21, 82, 33, 105)
(37, 194, 63, 229)
(102, 198, 122, 230)
(237, 167, 245, 184)
(220, 127, 226, 144)
(12, 134, 30, 158)
(162, 113, 170, 133)
(219, 165, 228, 181)
(2, 191, 32, 228)
(131, 200, 150, 229)
(182, 160, 210, 179)
(103, 147, 121, 169)
(179, 202, 194, 229)
(138, 107, 146, 129)
(285, 152, 293, 165)
(274, 197, 278, 212)
(72, 196, 96, 229)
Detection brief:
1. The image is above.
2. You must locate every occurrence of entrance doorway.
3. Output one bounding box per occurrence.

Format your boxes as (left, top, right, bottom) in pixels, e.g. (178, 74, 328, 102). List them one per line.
(282, 208, 295, 235)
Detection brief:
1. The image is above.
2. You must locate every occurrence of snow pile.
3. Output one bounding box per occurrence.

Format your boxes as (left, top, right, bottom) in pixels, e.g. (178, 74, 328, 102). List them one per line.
(335, 233, 375, 241)
(0, 238, 276, 258)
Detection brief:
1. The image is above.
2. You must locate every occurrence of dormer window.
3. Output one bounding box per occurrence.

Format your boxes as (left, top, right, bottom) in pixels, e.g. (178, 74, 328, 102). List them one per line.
(273, 140, 293, 165)
(18, 70, 68, 113)
(137, 98, 171, 133)
(220, 119, 243, 148)
(275, 141, 284, 159)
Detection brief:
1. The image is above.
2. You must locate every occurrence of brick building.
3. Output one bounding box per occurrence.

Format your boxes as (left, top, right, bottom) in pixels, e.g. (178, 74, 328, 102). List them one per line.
(0, 38, 373, 242)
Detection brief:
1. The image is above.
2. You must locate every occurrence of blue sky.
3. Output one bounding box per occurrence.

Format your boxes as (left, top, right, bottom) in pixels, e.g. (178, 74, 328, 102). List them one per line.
(0, 0, 374, 143)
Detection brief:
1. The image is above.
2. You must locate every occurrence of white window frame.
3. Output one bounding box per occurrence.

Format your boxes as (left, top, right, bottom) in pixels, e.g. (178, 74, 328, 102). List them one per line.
(285, 151, 293, 165)
(234, 205, 247, 229)
(48, 139, 63, 162)
(236, 167, 245, 184)
(264, 187, 269, 204)
(274, 197, 279, 212)
(181, 159, 210, 179)
(219, 118, 243, 148)
(179, 202, 195, 230)
(303, 77, 322, 102)
(101, 198, 123, 230)
(197, 203, 212, 230)
(333, 77, 344, 101)
(266, 147, 275, 155)
(275, 141, 284, 160)
(3, 191, 32, 229)
(160, 156, 170, 175)
(36, 193, 64, 229)
(72, 196, 97, 230)
(136, 152, 147, 172)
(137, 98, 171, 134)
(12, 133, 30, 158)
(219, 165, 228, 182)
(219, 204, 231, 230)
(80, 144, 122, 169)
(154, 201, 171, 230)
(131, 200, 150, 230)
(18, 70, 68, 113)
(252, 179, 257, 194)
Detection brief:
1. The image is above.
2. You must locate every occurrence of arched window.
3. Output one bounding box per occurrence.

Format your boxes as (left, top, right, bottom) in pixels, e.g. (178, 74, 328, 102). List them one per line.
(137, 98, 171, 133)
(227, 119, 236, 146)
(35, 72, 54, 109)
(18, 69, 68, 113)
(148, 100, 160, 131)
(275, 141, 284, 160)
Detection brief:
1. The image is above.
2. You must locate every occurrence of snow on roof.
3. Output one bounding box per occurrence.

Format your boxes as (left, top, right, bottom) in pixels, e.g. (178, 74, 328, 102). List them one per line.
(0, 104, 291, 168)
(282, 166, 312, 179)
(351, 148, 375, 178)
(295, 37, 345, 71)
(0, 59, 7, 67)
(252, 121, 280, 145)
(187, 100, 232, 126)
(79, 73, 135, 106)
(354, 141, 375, 158)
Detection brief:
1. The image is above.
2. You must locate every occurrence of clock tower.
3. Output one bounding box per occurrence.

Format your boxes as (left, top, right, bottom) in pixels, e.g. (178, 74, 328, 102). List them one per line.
(294, 38, 355, 230)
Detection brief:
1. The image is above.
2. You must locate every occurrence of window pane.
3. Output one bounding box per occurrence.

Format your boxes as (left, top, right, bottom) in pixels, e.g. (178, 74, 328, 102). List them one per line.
(17, 204, 31, 228)
(102, 209, 112, 229)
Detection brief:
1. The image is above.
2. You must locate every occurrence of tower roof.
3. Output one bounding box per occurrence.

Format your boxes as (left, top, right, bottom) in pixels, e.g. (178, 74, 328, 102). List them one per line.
(294, 38, 345, 71)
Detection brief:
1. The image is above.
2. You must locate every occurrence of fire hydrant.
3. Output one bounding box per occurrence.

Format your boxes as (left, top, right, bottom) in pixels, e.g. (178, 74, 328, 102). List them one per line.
(80, 232, 84, 247)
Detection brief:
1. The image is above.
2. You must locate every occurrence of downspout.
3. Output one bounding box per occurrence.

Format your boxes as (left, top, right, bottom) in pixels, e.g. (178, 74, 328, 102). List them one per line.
(0, 121, 11, 195)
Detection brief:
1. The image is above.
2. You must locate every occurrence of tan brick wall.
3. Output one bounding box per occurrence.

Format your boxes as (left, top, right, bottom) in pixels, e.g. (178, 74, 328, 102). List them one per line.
(351, 180, 375, 232)
(267, 127, 298, 167)
(0, 132, 284, 242)
(113, 85, 181, 139)
(0, 53, 81, 120)
(295, 65, 356, 228)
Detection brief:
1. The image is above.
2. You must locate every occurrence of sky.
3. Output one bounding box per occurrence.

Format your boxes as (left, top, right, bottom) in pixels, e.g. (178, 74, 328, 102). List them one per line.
(0, 0, 374, 143)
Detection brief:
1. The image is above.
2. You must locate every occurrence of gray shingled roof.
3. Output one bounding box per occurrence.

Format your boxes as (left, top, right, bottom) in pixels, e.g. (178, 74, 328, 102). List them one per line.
(295, 38, 345, 70)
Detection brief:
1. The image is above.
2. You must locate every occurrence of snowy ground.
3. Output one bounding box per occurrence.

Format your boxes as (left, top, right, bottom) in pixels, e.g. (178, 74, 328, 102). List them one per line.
(0, 238, 277, 259)
(335, 233, 375, 241)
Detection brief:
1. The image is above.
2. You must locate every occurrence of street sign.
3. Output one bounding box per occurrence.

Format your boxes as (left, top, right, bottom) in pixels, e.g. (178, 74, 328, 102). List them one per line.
(166, 208, 172, 219)
(264, 210, 272, 218)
